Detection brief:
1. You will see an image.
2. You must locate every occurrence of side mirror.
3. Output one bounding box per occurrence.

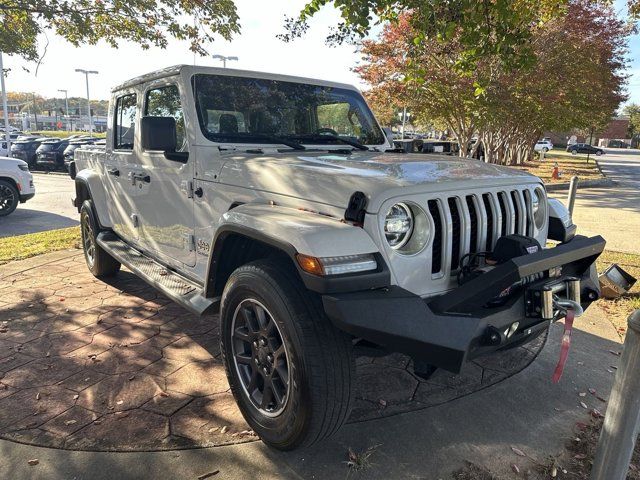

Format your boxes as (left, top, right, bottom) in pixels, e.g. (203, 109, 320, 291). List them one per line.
(140, 116, 188, 162)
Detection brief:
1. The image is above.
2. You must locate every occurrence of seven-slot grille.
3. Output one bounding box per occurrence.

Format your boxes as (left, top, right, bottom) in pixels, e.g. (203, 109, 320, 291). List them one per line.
(427, 188, 536, 277)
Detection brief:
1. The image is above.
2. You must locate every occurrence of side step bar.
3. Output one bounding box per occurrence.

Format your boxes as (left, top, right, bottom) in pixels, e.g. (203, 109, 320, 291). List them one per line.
(97, 232, 219, 316)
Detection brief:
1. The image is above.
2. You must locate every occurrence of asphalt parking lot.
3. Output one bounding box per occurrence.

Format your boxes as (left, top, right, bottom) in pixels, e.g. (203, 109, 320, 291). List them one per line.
(0, 173, 78, 238)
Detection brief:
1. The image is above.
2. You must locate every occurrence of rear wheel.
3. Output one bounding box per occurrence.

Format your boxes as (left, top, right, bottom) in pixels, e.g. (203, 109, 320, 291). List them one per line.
(220, 259, 354, 450)
(0, 180, 19, 217)
(80, 200, 121, 277)
(542, 147, 549, 153)
(571, 149, 578, 155)
(595, 150, 602, 156)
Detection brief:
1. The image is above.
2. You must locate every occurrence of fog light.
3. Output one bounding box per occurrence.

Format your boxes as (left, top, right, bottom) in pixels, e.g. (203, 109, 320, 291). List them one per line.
(296, 253, 377, 276)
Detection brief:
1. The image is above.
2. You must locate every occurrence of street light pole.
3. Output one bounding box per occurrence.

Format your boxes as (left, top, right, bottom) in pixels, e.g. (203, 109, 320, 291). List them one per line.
(0, 52, 11, 155)
(212, 54, 238, 68)
(58, 89, 69, 131)
(75, 69, 98, 135)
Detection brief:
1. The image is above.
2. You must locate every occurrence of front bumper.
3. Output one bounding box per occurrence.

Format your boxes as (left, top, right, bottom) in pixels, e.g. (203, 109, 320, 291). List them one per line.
(322, 235, 605, 373)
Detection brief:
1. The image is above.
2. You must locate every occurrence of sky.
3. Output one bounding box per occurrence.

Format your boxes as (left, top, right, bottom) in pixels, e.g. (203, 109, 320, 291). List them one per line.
(2, 0, 639, 108)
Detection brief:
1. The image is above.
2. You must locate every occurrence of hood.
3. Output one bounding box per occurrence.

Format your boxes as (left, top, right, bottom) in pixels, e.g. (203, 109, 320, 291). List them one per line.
(218, 150, 541, 213)
(0, 156, 28, 169)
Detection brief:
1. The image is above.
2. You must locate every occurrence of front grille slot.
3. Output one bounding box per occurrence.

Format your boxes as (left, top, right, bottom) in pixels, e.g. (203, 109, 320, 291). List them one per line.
(448, 198, 462, 271)
(497, 192, 509, 236)
(511, 191, 521, 235)
(428, 200, 443, 275)
(482, 193, 494, 251)
(466, 196, 478, 254)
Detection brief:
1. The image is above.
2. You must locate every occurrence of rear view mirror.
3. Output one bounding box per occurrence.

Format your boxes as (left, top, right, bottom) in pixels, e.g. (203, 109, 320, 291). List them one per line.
(141, 116, 188, 162)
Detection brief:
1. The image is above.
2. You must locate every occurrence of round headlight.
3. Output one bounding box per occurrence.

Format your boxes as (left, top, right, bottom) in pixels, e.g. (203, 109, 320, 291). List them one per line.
(385, 203, 413, 249)
(532, 187, 547, 228)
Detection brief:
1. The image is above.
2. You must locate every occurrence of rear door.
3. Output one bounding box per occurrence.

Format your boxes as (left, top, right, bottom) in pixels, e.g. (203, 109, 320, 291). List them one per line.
(132, 81, 196, 267)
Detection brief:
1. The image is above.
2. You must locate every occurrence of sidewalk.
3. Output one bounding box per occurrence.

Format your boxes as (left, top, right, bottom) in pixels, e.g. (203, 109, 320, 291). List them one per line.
(0, 252, 622, 479)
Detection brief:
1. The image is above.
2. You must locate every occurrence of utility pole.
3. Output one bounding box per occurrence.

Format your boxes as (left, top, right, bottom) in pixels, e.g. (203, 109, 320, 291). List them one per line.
(212, 54, 238, 68)
(58, 89, 69, 131)
(75, 69, 98, 135)
(0, 52, 11, 156)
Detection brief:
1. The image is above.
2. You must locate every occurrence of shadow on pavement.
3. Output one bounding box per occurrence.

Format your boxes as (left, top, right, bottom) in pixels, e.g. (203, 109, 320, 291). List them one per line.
(0, 209, 79, 238)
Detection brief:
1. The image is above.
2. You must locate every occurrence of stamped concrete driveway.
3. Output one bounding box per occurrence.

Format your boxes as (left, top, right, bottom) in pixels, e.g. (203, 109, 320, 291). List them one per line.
(0, 173, 77, 238)
(0, 249, 543, 452)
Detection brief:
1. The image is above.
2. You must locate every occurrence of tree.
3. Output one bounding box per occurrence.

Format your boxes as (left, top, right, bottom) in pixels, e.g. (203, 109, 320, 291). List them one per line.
(356, 0, 628, 164)
(283, 0, 570, 73)
(0, 0, 240, 61)
(624, 103, 640, 140)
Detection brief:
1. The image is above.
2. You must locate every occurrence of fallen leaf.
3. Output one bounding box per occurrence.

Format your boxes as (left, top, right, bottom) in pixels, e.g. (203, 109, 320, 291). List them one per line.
(551, 465, 558, 477)
(116, 400, 124, 405)
(591, 408, 604, 419)
(73, 395, 79, 400)
(511, 464, 520, 474)
(588, 388, 597, 395)
(35, 392, 40, 401)
(197, 471, 219, 480)
(45, 352, 50, 358)
(159, 391, 169, 398)
(596, 395, 607, 403)
(609, 350, 621, 356)
(64, 420, 77, 426)
(580, 401, 588, 409)
(578, 392, 586, 397)
(59, 297, 65, 302)
(378, 399, 387, 408)
(574, 454, 587, 460)
(511, 446, 526, 457)
(27, 459, 39, 466)
(220, 426, 228, 434)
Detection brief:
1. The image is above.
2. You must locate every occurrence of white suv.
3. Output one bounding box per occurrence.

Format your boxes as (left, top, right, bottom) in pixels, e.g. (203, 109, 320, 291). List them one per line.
(534, 140, 553, 152)
(0, 156, 35, 216)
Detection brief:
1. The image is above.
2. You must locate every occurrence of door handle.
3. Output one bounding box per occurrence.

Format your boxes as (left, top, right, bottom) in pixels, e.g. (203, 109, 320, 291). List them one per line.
(107, 167, 120, 177)
(129, 172, 151, 184)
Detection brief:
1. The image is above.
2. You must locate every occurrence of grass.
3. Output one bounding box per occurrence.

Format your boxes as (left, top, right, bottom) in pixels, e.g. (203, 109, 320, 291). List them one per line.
(512, 148, 604, 184)
(0, 226, 81, 265)
(29, 130, 106, 139)
(595, 250, 640, 339)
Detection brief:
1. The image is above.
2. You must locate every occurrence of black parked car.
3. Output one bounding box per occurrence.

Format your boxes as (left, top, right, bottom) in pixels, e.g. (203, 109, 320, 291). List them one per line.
(10, 137, 50, 167)
(566, 143, 604, 156)
(63, 138, 99, 175)
(36, 138, 71, 170)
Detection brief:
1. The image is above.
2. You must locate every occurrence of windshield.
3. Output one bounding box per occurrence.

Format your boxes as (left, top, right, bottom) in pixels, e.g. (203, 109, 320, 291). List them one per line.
(39, 143, 57, 151)
(193, 74, 385, 147)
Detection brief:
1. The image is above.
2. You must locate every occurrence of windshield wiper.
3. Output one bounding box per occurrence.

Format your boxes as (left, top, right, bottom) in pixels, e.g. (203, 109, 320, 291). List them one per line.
(249, 134, 306, 151)
(292, 134, 369, 151)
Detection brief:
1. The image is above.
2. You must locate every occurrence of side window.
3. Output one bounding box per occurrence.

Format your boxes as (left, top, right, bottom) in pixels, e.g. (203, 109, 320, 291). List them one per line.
(145, 85, 186, 151)
(114, 94, 137, 150)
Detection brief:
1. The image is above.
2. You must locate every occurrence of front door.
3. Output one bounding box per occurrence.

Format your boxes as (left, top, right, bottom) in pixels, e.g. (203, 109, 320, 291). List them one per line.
(130, 81, 196, 267)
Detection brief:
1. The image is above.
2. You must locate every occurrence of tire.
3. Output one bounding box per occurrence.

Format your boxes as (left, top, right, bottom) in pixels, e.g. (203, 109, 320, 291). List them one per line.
(220, 259, 354, 450)
(542, 147, 549, 153)
(596, 150, 602, 156)
(80, 200, 121, 277)
(571, 149, 578, 155)
(0, 179, 19, 217)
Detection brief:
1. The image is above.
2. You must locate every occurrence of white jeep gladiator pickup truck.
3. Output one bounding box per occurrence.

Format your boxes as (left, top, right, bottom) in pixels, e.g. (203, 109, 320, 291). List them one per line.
(73, 65, 605, 450)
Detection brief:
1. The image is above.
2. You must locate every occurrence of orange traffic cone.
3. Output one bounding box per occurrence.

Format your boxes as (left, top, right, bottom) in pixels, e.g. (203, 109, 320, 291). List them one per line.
(552, 162, 560, 180)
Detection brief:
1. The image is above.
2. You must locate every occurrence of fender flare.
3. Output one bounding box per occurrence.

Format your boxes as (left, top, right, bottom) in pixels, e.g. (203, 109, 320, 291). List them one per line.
(74, 170, 113, 229)
(204, 204, 390, 296)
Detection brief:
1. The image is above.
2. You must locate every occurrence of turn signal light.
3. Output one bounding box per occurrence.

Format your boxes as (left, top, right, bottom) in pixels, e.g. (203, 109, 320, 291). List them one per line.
(296, 254, 325, 275)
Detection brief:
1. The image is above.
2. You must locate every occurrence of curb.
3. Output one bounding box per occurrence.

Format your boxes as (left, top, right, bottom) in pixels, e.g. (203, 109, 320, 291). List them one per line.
(31, 170, 68, 177)
(545, 177, 615, 192)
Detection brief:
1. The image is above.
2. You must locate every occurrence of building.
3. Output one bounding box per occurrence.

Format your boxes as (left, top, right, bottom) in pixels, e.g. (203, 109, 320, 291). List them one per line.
(544, 116, 631, 148)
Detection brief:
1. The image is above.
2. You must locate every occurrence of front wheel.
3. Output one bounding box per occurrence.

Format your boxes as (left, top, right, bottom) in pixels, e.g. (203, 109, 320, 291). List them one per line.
(0, 180, 19, 217)
(80, 200, 121, 278)
(571, 149, 578, 155)
(595, 150, 602, 156)
(220, 259, 354, 450)
(542, 147, 549, 153)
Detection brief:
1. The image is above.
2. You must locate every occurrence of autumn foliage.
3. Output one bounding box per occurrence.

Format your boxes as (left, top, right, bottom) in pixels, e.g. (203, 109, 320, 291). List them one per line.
(356, 0, 629, 165)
